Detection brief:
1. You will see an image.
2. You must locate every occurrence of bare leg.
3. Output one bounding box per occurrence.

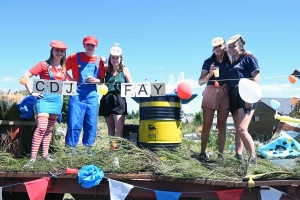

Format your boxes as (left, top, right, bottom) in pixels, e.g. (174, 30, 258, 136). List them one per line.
(234, 108, 255, 156)
(200, 108, 215, 156)
(216, 109, 229, 153)
(233, 113, 244, 155)
(105, 114, 115, 136)
(113, 114, 125, 137)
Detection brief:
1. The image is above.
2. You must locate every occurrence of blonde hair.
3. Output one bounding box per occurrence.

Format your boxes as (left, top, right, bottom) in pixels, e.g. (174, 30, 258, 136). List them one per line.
(108, 55, 125, 73)
(45, 48, 67, 72)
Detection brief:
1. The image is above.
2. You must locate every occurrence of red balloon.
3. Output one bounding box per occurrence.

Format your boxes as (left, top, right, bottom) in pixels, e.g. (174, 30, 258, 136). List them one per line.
(289, 75, 296, 84)
(177, 82, 192, 99)
(291, 97, 299, 106)
(214, 81, 219, 87)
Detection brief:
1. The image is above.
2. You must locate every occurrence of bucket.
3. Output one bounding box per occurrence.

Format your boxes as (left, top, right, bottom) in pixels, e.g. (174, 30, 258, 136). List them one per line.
(138, 96, 182, 151)
(123, 124, 139, 146)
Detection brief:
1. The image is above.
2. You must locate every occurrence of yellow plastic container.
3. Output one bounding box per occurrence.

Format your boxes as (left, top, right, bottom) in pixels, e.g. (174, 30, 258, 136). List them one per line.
(138, 96, 182, 150)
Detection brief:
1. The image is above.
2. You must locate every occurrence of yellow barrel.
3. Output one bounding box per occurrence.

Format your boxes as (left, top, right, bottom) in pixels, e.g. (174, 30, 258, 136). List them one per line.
(138, 96, 182, 150)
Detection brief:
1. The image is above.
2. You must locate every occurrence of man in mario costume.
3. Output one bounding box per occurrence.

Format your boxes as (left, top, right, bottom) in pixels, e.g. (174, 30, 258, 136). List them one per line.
(65, 36, 105, 147)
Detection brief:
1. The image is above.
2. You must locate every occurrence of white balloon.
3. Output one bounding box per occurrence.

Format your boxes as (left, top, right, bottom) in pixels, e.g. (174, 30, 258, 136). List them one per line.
(238, 78, 262, 103)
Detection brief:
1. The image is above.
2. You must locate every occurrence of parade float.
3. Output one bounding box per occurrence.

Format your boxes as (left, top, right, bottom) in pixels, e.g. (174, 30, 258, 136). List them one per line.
(0, 75, 299, 200)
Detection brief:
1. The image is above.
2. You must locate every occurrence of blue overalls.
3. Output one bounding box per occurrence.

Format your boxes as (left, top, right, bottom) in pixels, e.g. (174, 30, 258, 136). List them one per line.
(35, 66, 63, 115)
(65, 53, 99, 147)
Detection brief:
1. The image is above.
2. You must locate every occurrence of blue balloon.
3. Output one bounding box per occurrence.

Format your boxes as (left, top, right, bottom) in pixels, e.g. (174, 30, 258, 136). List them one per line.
(270, 99, 280, 110)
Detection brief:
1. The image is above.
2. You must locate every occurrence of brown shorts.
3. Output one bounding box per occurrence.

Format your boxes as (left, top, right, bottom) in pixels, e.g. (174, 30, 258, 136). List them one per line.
(201, 85, 229, 110)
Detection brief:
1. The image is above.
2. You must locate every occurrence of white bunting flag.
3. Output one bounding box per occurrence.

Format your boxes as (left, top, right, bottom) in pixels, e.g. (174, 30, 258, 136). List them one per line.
(260, 186, 283, 200)
(0, 187, 3, 200)
(108, 178, 134, 200)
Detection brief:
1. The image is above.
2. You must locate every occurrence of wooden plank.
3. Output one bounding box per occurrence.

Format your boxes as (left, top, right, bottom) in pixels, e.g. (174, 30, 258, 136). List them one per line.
(1, 178, 299, 199)
(0, 171, 299, 188)
(0, 120, 36, 126)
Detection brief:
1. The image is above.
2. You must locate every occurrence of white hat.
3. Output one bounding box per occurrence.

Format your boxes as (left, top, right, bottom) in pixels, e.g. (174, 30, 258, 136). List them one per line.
(211, 37, 225, 47)
(110, 43, 122, 56)
(226, 34, 243, 44)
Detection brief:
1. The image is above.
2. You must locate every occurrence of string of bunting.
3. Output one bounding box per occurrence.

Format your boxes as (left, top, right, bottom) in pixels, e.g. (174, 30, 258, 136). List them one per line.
(63, 74, 299, 85)
(20, 73, 298, 86)
(0, 167, 298, 200)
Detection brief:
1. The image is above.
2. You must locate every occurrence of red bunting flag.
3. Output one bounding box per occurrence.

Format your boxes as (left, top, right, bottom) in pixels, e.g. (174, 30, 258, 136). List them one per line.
(65, 168, 79, 174)
(24, 177, 50, 200)
(216, 189, 243, 200)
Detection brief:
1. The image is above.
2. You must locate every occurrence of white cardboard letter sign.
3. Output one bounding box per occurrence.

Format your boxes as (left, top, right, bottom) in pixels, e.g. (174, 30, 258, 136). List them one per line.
(121, 83, 136, 97)
(135, 83, 151, 97)
(151, 82, 165, 96)
(33, 79, 47, 94)
(62, 81, 77, 95)
(33, 79, 77, 95)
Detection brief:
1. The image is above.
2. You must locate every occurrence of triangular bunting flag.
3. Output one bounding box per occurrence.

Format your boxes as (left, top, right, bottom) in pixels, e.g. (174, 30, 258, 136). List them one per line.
(24, 177, 50, 200)
(0, 187, 3, 200)
(65, 168, 79, 174)
(108, 178, 134, 200)
(154, 190, 182, 200)
(216, 189, 243, 200)
(260, 186, 283, 200)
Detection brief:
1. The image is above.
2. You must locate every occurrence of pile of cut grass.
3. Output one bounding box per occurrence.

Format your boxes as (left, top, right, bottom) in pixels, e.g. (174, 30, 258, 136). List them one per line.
(0, 135, 299, 181)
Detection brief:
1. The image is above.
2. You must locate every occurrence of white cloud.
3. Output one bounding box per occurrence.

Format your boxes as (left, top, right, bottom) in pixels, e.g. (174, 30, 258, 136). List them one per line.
(1, 77, 14, 82)
(260, 83, 300, 97)
(184, 78, 200, 89)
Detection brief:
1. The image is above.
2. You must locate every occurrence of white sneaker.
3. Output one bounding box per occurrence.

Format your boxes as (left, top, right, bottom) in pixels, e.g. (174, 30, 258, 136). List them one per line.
(24, 158, 36, 168)
(43, 155, 55, 162)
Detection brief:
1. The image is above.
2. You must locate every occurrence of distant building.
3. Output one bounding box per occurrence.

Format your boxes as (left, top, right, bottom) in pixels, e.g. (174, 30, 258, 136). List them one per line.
(249, 97, 294, 141)
(212, 116, 235, 131)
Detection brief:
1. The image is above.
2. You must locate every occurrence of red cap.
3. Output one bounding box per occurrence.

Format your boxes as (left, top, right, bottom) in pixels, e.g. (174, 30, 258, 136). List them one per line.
(83, 36, 98, 45)
(50, 40, 68, 49)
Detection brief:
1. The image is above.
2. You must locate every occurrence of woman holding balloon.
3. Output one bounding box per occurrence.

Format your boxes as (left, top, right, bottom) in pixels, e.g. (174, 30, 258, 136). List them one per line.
(198, 37, 231, 161)
(99, 44, 132, 137)
(227, 34, 260, 163)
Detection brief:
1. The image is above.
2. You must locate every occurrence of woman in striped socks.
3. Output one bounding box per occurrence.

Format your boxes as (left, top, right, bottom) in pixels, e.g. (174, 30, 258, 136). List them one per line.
(22, 40, 67, 167)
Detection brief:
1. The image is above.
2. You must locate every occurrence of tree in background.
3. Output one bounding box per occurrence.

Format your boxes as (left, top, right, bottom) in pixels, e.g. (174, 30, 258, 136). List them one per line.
(193, 110, 203, 126)
(126, 110, 139, 119)
(61, 96, 69, 123)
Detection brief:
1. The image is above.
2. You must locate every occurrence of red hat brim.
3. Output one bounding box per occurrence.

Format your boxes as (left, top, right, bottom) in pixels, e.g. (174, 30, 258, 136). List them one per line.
(50, 40, 68, 49)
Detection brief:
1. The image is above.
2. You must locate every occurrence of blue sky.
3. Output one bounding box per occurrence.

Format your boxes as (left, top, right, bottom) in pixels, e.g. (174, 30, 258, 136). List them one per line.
(0, 0, 299, 113)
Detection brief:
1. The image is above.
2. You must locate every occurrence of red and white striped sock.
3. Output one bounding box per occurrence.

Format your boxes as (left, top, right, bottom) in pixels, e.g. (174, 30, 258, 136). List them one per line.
(31, 116, 48, 159)
(42, 118, 56, 157)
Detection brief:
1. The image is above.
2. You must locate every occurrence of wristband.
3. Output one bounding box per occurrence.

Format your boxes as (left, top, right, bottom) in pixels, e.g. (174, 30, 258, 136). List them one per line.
(30, 92, 33, 95)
